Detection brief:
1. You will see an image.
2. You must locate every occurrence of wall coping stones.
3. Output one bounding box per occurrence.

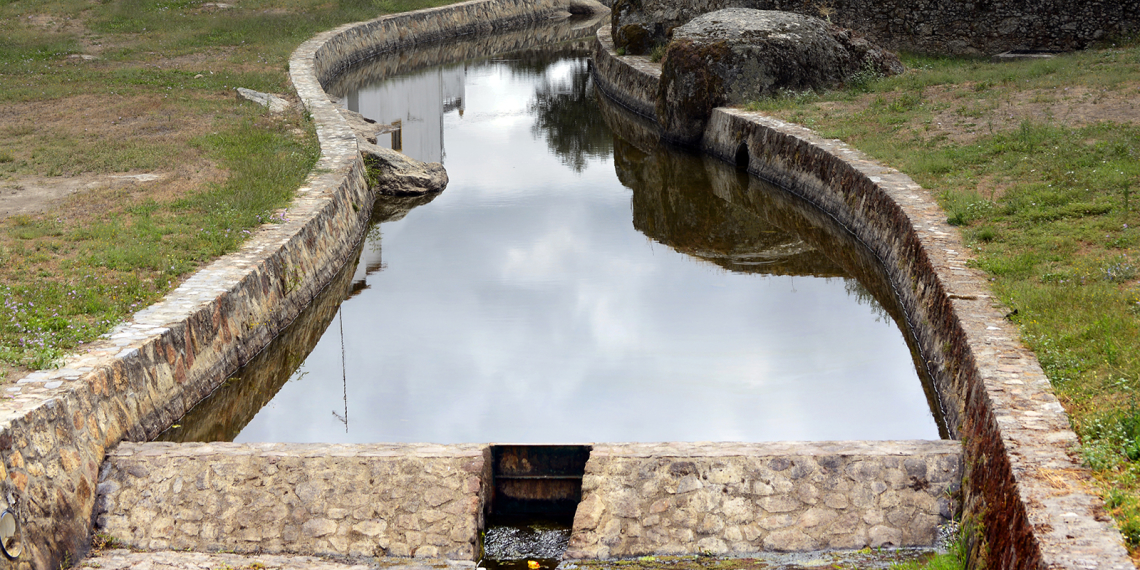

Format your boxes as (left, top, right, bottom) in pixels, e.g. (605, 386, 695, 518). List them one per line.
(585, 441, 957, 458)
(0, 1, 570, 569)
(589, 25, 1134, 570)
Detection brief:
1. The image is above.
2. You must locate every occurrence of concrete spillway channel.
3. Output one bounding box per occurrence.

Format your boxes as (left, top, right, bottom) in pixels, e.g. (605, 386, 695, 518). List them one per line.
(0, 1, 1131, 569)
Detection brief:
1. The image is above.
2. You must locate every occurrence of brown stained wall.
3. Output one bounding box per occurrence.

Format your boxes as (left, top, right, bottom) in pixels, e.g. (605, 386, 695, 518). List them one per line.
(591, 26, 1135, 570)
(0, 2, 571, 569)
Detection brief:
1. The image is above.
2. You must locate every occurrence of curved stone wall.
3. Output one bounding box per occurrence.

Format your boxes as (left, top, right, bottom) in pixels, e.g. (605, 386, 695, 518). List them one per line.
(0, 2, 568, 569)
(1, 2, 1130, 568)
(592, 24, 1133, 570)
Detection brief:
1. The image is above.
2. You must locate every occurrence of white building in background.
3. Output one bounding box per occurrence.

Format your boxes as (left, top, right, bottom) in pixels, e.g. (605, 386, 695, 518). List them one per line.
(344, 64, 466, 164)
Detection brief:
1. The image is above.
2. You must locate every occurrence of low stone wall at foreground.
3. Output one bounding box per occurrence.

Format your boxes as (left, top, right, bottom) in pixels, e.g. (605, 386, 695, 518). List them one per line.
(93, 442, 960, 560)
(565, 442, 961, 558)
(588, 24, 1134, 570)
(0, 1, 571, 569)
(95, 443, 490, 560)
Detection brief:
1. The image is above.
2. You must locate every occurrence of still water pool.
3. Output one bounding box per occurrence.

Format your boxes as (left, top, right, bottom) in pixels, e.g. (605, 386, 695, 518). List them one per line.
(160, 40, 944, 444)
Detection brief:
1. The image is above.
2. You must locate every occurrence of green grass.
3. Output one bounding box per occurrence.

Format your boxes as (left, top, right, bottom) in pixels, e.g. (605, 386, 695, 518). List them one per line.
(0, 0, 463, 375)
(0, 113, 317, 370)
(890, 532, 966, 570)
(748, 44, 1140, 556)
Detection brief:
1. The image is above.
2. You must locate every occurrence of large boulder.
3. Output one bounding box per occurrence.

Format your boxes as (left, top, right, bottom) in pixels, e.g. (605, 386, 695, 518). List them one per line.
(655, 8, 903, 144)
(339, 108, 449, 197)
(611, 0, 672, 55)
(359, 143, 448, 197)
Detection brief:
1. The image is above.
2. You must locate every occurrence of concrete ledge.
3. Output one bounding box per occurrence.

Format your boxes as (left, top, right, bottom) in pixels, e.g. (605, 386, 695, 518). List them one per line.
(95, 442, 490, 559)
(589, 24, 1133, 570)
(566, 442, 961, 558)
(0, 1, 571, 569)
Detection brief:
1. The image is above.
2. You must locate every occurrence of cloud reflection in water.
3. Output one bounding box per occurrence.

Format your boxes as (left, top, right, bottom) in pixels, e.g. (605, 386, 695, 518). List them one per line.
(226, 55, 941, 444)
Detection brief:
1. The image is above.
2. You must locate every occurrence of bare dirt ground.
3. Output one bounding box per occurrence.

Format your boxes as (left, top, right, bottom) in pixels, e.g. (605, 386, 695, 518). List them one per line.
(1, 173, 163, 218)
(0, 89, 240, 220)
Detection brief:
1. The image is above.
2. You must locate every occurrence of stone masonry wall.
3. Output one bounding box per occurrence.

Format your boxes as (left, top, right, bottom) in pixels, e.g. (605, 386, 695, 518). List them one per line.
(95, 443, 490, 560)
(0, 2, 572, 569)
(589, 27, 660, 119)
(565, 442, 961, 559)
(324, 16, 604, 99)
(307, 0, 565, 87)
(611, 0, 1140, 56)
(591, 28, 1134, 570)
(95, 442, 963, 561)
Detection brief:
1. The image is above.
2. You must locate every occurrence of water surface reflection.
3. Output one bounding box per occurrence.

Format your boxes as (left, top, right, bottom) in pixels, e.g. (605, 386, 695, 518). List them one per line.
(160, 44, 942, 444)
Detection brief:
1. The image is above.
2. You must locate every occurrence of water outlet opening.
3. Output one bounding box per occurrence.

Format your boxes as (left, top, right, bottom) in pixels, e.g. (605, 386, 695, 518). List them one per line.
(735, 142, 750, 171)
(482, 445, 590, 570)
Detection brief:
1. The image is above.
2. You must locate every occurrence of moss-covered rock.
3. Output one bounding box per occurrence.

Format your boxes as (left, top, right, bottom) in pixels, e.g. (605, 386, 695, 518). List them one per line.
(655, 8, 903, 145)
(656, 38, 730, 144)
(610, 0, 660, 54)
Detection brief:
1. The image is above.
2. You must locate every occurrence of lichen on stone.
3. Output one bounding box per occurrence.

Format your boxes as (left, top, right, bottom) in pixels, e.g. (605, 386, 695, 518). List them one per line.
(653, 9, 904, 145)
(656, 38, 730, 145)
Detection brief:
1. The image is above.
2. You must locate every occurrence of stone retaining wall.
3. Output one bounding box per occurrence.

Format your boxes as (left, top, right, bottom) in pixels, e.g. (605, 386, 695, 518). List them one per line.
(306, 0, 564, 87)
(0, 2, 571, 569)
(565, 442, 961, 559)
(588, 28, 659, 119)
(610, 0, 1140, 56)
(325, 13, 603, 97)
(95, 443, 490, 560)
(4, 2, 1127, 568)
(94, 442, 961, 561)
(591, 27, 1134, 570)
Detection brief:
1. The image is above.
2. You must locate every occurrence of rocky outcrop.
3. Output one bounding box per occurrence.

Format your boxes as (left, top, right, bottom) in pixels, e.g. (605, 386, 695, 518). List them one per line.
(360, 144, 448, 197)
(340, 109, 449, 198)
(608, 0, 1140, 56)
(610, 0, 664, 55)
(656, 9, 901, 144)
(567, 0, 608, 15)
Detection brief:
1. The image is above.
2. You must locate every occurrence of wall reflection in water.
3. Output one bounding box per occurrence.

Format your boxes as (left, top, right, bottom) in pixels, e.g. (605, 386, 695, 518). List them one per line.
(346, 65, 464, 163)
(160, 39, 943, 444)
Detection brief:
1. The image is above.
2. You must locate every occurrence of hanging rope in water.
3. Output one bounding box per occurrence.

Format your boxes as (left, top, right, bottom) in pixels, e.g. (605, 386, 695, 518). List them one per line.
(332, 308, 350, 432)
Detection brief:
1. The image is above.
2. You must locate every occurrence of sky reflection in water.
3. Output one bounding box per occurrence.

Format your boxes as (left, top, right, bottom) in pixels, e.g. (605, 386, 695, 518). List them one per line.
(227, 56, 941, 444)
